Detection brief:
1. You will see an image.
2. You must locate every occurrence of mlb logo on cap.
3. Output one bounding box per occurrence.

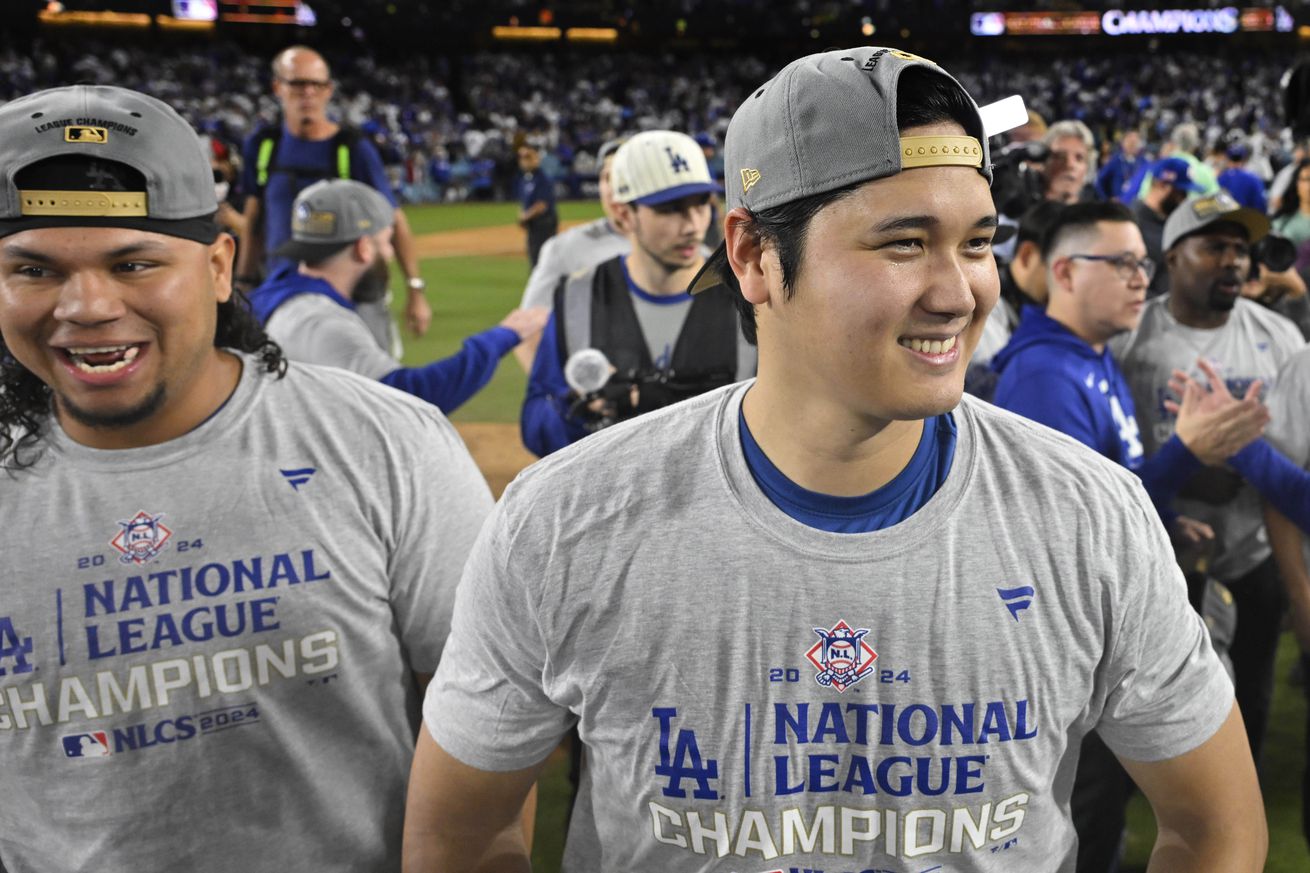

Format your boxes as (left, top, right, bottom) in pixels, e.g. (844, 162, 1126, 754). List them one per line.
(610, 130, 721, 206)
(63, 732, 112, 759)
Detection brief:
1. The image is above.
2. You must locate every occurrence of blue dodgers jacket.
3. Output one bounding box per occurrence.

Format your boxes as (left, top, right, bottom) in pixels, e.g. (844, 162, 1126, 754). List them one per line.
(992, 306, 1201, 517)
(248, 265, 519, 415)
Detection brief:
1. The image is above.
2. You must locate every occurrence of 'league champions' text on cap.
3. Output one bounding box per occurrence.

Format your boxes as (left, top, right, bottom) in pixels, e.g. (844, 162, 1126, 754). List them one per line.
(273, 178, 396, 264)
(689, 46, 992, 293)
(610, 130, 722, 207)
(1162, 189, 1271, 252)
(0, 84, 219, 243)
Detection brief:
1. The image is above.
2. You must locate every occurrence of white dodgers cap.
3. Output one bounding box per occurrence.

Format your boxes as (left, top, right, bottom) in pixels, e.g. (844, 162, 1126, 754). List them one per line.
(610, 130, 721, 206)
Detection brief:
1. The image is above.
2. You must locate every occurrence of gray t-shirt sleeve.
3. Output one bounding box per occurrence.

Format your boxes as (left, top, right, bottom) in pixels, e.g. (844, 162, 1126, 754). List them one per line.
(1267, 348, 1310, 463)
(520, 236, 566, 309)
(1094, 483, 1234, 762)
(388, 406, 496, 673)
(266, 295, 400, 380)
(423, 499, 572, 770)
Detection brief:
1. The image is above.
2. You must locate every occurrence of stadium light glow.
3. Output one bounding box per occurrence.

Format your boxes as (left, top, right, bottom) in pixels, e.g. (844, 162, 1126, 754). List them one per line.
(37, 10, 151, 27)
(157, 15, 217, 31)
(492, 25, 563, 41)
(566, 28, 619, 43)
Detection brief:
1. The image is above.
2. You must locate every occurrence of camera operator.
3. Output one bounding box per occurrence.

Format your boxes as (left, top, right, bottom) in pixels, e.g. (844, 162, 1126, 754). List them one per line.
(1042, 120, 1097, 204)
(521, 130, 756, 457)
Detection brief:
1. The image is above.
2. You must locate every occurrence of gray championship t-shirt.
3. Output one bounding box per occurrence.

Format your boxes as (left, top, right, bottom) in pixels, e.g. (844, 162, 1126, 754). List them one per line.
(265, 293, 400, 381)
(521, 217, 631, 310)
(1266, 345, 1310, 571)
(0, 357, 493, 873)
(1111, 296, 1305, 580)
(425, 384, 1231, 873)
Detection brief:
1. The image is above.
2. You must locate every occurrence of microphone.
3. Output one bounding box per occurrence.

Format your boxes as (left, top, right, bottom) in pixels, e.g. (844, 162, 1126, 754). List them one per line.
(564, 348, 615, 395)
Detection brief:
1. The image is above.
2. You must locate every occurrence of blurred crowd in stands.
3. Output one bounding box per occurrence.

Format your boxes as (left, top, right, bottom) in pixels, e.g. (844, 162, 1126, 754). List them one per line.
(2, 37, 1305, 212)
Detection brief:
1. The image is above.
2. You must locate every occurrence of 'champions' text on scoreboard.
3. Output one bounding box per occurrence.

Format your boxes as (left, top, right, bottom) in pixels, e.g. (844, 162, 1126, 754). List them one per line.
(971, 6, 1294, 38)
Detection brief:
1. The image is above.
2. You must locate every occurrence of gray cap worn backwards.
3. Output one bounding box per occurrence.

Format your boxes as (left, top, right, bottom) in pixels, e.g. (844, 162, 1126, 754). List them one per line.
(0, 84, 219, 242)
(689, 46, 991, 293)
(1162, 189, 1271, 251)
(273, 178, 396, 263)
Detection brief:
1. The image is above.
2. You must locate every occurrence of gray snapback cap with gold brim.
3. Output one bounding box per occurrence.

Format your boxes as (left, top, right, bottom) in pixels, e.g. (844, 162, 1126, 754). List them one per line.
(689, 46, 992, 293)
(272, 178, 396, 263)
(1162, 190, 1270, 251)
(0, 84, 218, 241)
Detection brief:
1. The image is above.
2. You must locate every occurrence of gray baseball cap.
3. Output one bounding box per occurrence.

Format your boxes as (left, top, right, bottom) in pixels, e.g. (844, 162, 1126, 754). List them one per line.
(1162, 189, 1270, 251)
(273, 178, 396, 263)
(690, 46, 991, 293)
(0, 85, 219, 242)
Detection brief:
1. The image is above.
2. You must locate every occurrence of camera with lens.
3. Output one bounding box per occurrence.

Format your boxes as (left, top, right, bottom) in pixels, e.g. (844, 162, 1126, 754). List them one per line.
(990, 140, 1050, 219)
(1252, 233, 1297, 273)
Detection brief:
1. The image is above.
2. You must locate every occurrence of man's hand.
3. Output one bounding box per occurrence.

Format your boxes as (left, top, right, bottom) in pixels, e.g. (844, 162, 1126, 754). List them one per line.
(499, 307, 550, 342)
(405, 290, 432, 337)
(1171, 514, 1214, 546)
(1165, 358, 1268, 465)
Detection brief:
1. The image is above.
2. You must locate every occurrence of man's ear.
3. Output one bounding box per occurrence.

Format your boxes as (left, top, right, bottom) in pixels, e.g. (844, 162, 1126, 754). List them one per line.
(724, 207, 772, 306)
(209, 233, 237, 304)
(612, 202, 634, 235)
(353, 235, 374, 264)
(1048, 255, 1075, 296)
(1014, 239, 1040, 271)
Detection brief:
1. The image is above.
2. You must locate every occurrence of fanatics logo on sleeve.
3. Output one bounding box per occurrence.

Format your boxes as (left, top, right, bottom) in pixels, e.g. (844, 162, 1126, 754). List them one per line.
(806, 620, 877, 692)
(110, 511, 172, 566)
(62, 732, 112, 759)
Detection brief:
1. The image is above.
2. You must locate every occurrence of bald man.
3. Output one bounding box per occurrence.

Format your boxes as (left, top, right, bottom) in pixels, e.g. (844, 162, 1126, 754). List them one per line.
(236, 46, 430, 354)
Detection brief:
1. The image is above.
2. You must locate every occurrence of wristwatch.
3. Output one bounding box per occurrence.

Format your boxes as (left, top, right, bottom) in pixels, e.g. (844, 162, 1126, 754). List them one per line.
(407, 277, 427, 292)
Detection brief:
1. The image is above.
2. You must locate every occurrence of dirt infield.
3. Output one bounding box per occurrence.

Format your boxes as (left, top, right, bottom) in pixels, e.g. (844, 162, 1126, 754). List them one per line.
(413, 220, 587, 259)
(452, 422, 536, 498)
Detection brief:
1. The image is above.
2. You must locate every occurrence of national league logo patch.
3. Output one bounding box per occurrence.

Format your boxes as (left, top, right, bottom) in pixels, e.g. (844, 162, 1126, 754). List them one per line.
(807, 619, 877, 692)
(110, 511, 172, 565)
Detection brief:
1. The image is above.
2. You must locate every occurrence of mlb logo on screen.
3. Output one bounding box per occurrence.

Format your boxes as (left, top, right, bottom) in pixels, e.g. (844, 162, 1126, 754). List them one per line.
(63, 732, 112, 759)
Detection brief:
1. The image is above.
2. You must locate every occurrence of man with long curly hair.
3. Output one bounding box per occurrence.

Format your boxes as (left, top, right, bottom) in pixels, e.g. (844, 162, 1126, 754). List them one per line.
(0, 85, 493, 872)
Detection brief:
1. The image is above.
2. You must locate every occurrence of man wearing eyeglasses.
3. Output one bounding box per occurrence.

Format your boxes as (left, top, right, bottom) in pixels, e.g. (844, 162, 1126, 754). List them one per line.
(235, 46, 431, 354)
(1113, 191, 1307, 772)
(992, 199, 1272, 873)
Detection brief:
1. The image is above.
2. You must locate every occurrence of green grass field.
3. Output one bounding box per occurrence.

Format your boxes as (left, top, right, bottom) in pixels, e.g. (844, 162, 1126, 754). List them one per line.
(394, 201, 1310, 871)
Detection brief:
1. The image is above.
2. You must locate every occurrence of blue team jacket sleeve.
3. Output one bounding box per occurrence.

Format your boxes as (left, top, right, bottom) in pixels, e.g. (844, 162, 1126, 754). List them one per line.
(521, 312, 589, 457)
(380, 326, 518, 414)
(355, 140, 398, 206)
(994, 369, 1103, 450)
(1136, 434, 1203, 511)
(1229, 438, 1310, 533)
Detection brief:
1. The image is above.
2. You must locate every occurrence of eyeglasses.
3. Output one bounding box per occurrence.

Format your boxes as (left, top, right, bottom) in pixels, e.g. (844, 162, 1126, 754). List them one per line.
(278, 78, 332, 92)
(1066, 252, 1156, 281)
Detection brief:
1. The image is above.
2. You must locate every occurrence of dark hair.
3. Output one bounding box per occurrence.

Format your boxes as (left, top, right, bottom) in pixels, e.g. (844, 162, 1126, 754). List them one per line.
(724, 67, 984, 343)
(1274, 158, 1310, 219)
(1039, 200, 1135, 262)
(0, 287, 286, 468)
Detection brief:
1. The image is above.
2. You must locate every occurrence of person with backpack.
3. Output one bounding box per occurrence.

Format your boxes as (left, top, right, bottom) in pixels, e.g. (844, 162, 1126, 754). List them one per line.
(234, 46, 431, 355)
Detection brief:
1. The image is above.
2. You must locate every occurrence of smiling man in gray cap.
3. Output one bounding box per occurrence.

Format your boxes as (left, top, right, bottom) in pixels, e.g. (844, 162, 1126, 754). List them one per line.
(0, 85, 494, 873)
(248, 178, 546, 414)
(404, 48, 1262, 872)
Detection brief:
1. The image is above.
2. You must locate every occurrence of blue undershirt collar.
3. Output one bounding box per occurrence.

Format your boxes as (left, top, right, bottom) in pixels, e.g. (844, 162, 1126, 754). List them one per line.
(621, 256, 692, 305)
(738, 408, 957, 533)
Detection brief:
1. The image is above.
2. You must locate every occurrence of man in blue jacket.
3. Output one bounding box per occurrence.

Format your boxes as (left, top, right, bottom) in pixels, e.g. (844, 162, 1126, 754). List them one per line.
(991, 199, 1281, 873)
(250, 179, 547, 414)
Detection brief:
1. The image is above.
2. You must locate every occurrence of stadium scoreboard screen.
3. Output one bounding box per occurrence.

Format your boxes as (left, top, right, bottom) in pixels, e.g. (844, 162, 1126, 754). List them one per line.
(972, 5, 1295, 37)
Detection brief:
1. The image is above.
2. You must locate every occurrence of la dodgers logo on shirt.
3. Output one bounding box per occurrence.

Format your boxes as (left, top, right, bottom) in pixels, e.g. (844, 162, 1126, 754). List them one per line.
(110, 511, 172, 565)
(806, 620, 877, 692)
